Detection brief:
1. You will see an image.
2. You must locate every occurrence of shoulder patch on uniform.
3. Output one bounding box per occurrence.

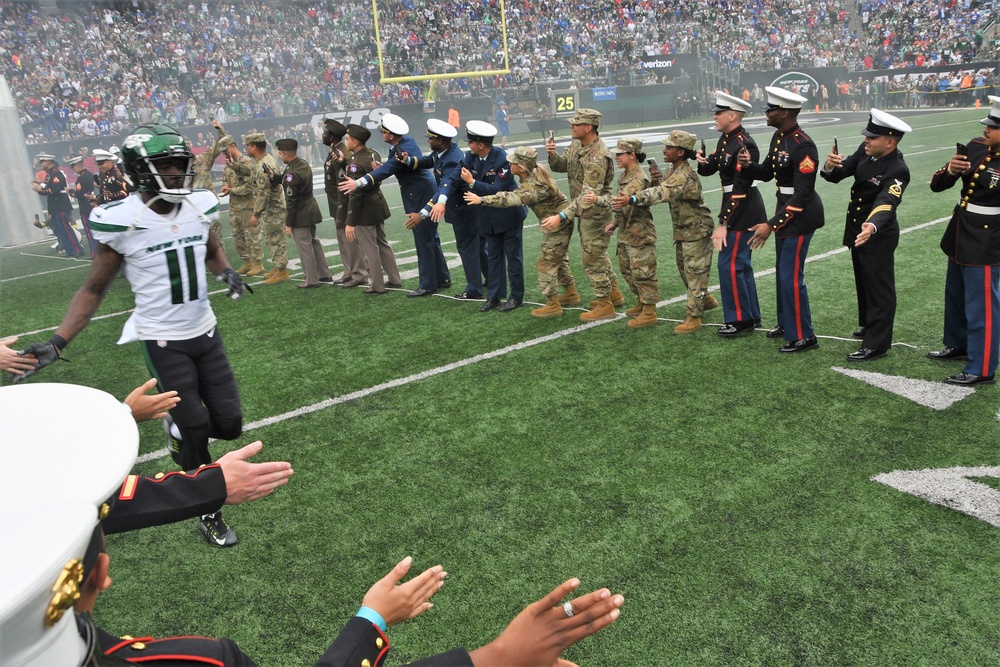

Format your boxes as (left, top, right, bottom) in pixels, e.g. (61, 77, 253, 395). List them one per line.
(285, 174, 294, 182)
(888, 179, 903, 197)
(799, 155, 816, 174)
(348, 163, 358, 173)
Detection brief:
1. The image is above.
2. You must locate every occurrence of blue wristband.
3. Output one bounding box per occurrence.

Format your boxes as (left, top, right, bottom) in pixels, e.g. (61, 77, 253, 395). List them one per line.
(356, 606, 387, 632)
(559, 211, 567, 221)
(630, 195, 637, 205)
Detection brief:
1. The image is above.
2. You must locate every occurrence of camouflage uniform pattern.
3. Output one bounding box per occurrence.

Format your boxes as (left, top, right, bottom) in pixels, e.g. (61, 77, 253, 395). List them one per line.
(192, 126, 227, 240)
(601, 166, 659, 304)
(633, 161, 714, 316)
(481, 173, 570, 297)
(251, 153, 288, 269)
(550, 138, 617, 297)
(223, 154, 261, 265)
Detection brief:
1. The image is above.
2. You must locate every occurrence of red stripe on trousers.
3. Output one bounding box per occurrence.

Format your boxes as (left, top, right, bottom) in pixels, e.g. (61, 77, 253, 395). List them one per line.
(730, 231, 743, 321)
(793, 236, 805, 340)
(983, 265, 993, 376)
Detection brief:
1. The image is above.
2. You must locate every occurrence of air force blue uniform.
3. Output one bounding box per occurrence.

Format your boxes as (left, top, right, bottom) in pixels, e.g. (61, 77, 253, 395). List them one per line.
(413, 142, 486, 295)
(356, 135, 451, 290)
(442, 146, 526, 302)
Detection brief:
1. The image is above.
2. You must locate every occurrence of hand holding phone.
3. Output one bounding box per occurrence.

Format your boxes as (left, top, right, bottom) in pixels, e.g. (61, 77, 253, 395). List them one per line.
(956, 142, 968, 157)
(833, 137, 839, 155)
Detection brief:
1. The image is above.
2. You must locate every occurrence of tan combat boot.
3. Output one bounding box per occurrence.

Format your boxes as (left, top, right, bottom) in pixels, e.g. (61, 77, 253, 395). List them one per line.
(246, 262, 265, 277)
(609, 284, 626, 307)
(263, 268, 290, 284)
(580, 298, 616, 322)
(674, 315, 702, 334)
(625, 300, 644, 317)
(262, 266, 277, 279)
(558, 284, 582, 306)
(531, 296, 564, 318)
(628, 304, 659, 328)
(703, 293, 719, 311)
(235, 262, 251, 275)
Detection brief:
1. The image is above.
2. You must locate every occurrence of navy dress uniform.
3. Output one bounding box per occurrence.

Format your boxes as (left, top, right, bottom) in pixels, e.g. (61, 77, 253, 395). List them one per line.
(351, 113, 452, 294)
(34, 153, 85, 258)
(821, 109, 911, 361)
(442, 121, 527, 310)
(699, 91, 768, 335)
(741, 86, 825, 352)
(928, 95, 1000, 385)
(408, 118, 485, 298)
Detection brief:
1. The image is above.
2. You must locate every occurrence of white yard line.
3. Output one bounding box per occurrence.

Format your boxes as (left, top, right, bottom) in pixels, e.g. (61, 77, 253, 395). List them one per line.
(135, 215, 950, 463)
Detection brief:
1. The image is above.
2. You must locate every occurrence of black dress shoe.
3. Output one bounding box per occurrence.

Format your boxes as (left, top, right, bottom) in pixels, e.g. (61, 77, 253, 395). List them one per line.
(340, 279, 362, 288)
(779, 336, 819, 353)
(847, 347, 887, 362)
(717, 321, 755, 338)
(319, 276, 335, 283)
(480, 299, 501, 312)
(852, 327, 866, 339)
(945, 372, 995, 386)
(438, 281, 452, 289)
(754, 319, 762, 327)
(765, 325, 785, 339)
(454, 291, 483, 300)
(498, 297, 522, 312)
(407, 288, 436, 298)
(385, 282, 403, 288)
(928, 347, 968, 360)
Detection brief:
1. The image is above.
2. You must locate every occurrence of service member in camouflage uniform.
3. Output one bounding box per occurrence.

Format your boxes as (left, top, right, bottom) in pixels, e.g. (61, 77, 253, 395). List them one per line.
(220, 135, 262, 276)
(323, 118, 368, 286)
(464, 146, 570, 317)
(192, 119, 229, 241)
(590, 138, 658, 328)
(543, 108, 625, 319)
(613, 130, 714, 333)
(244, 132, 290, 284)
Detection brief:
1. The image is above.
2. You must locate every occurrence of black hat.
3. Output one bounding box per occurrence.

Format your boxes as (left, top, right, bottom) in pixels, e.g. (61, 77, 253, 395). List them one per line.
(346, 124, 371, 143)
(275, 138, 298, 151)
(324, 119, 347, 138)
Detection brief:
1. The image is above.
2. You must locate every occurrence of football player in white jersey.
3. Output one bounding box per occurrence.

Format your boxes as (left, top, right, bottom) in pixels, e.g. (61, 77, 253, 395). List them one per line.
(10, 124, 249, 547)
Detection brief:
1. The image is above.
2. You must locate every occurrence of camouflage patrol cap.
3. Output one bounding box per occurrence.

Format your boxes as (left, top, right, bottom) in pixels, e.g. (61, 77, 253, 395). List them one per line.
(244, 132, 266, 144)
(507, 146, 538, 170)
(567, 108, 601, 127)
(217, 135, 235, 150)
(663, 130, 697, 152)
(613, 137, 643, 154)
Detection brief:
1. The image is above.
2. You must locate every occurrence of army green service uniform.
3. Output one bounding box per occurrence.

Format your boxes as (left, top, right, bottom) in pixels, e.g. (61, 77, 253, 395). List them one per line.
(325, 139, 367, 282)
(192, 124, 227, 240)
(633, 160, 714, 316)
(480, 173, 569, 297)
(345, 144, 400, 291)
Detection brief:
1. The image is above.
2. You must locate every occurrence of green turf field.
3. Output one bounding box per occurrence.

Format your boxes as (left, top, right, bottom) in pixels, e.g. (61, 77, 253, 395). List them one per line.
(4, 107, 1000, 666)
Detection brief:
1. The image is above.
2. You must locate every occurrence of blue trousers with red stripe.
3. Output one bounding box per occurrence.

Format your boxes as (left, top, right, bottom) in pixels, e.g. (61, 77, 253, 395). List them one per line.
(776, 233, 815, 342)
(49, 210, 83, 257)
(718, 229, 760, 325)
(943, 259, 1000, 378)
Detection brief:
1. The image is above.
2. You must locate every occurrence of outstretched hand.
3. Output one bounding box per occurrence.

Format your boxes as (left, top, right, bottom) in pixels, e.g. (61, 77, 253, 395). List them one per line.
(361, 556, 447, 627)
(468, 578, 623, 667)
(218, 441, 293, 505)
(124, 378, 179, 422)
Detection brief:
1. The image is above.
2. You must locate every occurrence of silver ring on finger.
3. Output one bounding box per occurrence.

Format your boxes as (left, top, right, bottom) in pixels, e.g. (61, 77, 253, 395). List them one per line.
(563, 601, 574, 617)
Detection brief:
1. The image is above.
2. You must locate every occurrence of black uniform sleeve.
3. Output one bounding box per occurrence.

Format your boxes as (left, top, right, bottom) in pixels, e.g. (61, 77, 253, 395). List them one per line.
(820, 142, 863, 184)
(101, 464, 227, 534)
(314, 617, 391, 667)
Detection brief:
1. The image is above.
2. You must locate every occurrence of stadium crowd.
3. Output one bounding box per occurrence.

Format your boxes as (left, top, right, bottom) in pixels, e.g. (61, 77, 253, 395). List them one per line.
(8, 0, 995, 141)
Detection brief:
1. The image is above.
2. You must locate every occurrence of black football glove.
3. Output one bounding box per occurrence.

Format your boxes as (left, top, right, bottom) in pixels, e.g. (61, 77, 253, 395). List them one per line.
(7, 341, 67, 384)
(217, 268, 253, 300)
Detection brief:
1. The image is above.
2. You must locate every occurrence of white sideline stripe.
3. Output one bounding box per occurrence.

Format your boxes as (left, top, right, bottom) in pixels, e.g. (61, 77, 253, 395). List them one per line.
(0, 262, 89, 283)
(136, 217, 952, 464)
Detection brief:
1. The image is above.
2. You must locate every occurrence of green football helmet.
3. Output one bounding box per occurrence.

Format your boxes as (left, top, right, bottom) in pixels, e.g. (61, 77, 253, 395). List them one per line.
(120, 124, 195, 202)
